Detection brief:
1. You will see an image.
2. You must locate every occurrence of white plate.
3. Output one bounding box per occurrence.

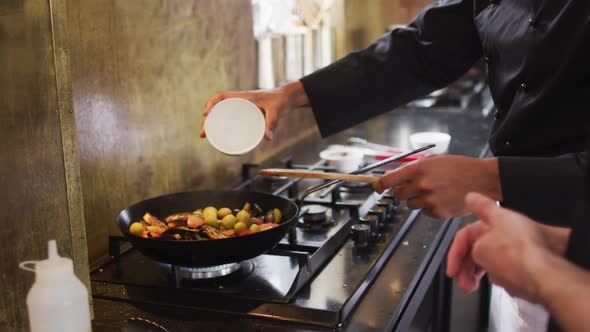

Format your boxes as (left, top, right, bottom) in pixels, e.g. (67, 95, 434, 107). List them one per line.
(205, 98, 265, 155)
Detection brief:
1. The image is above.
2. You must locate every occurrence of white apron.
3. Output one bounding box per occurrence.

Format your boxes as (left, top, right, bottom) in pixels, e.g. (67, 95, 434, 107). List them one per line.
(488, 285, 549, 332)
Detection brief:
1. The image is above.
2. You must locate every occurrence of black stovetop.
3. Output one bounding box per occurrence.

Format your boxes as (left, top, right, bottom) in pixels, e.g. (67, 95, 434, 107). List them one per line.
(91, 83, 494, 331)
(91, 157, 421, 329)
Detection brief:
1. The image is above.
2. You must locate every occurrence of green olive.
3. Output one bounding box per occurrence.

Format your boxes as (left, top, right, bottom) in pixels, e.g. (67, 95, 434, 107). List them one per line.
(203, 206, 217, 217)
(273, 208, 282, 223)
(236, 210, 251, 227)
(249, 224, 260, 233)
(234, 221, 247, 235)
(222, 215, 237, 229)
(193, 209, 203, 216)
(129, 222, 144, 236)
(204, 210, 219, 228)
(217, 207, 232, 219)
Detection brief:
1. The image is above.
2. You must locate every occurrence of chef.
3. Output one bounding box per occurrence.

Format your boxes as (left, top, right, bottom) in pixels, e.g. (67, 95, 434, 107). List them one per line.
(200, 1, 590, 331)
(447, 188, 590, 332)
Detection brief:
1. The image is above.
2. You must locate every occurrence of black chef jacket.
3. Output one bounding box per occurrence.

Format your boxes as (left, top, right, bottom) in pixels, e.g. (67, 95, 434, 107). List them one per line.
(545, 150, 590, 332)
(300, 0, 590, 226)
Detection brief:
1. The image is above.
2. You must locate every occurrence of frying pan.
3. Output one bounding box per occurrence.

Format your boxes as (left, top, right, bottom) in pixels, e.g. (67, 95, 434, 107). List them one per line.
(116, 144, 435, 267)
(117, 190, 298, 267)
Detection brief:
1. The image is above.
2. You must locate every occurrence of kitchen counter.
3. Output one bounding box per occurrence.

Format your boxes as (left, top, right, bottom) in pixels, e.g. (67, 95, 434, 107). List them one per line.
(92, 99, 494, 332)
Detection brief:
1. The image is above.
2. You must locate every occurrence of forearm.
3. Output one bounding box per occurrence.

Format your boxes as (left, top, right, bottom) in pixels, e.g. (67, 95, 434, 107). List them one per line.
(298, 0, 481, 137)
(533, 252, 590, 332)
(281, 81, 310, 109)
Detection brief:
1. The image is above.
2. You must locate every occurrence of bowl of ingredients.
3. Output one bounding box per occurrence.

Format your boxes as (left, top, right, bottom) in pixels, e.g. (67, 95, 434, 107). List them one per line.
(319, 146, 365, 173)
(204, 98, 266, 155)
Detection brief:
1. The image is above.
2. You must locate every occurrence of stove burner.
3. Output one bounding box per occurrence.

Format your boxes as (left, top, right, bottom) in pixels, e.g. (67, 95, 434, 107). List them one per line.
(164, 261, 256, 287)
(341, 181, 372, 191)
(298, 204, 335, 231)
(302, 204, 328, 223)
(263, 175, 289, 182)
(175, 263, 241, 280)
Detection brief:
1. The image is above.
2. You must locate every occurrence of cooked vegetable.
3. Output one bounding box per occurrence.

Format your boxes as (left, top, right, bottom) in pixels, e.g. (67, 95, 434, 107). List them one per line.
(236, 210, 251, 227)
(143, 213, 166, 227)
(218, 207, 232, 219)
(203, 206, 217, 216)
(273, 208, 282, 223)
(221, 215, 237, 229)
(129, 222, 144, 236)
(187, 215, 204, 229)
(146, 225, 166, 237)
(165, 212, 191, 224)
(265, 210, 274, 223)
(259, 223, 279, 231)
(234, 221, 247, 235)
(250, 217, 263, 225)
(200, 225, 228, 239)
(129, 202, 283, 240)
(204, 210, 219, 228)
(223, 229, 236, 237)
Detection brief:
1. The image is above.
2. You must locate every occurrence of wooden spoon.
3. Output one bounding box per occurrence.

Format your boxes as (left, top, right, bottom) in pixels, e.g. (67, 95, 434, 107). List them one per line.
(259, 168, 380, 185)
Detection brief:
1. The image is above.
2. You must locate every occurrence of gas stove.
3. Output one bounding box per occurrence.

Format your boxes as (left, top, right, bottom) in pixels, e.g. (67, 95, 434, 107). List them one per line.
(91, 157, 421, 330)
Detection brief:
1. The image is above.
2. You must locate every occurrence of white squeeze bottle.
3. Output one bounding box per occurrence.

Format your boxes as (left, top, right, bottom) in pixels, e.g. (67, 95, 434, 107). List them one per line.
(19, 240, 91, 332)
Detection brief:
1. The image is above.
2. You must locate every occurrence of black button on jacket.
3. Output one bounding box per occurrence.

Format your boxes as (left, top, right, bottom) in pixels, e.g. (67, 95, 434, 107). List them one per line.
(300, 0, 590, 228)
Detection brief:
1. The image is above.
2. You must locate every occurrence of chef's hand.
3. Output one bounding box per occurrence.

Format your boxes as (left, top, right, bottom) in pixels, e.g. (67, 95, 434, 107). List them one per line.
(445, 219, 488, 293)
(200, 81, 309, 141)
(447, 192, 572, 301)
(377, 155, 502, 219)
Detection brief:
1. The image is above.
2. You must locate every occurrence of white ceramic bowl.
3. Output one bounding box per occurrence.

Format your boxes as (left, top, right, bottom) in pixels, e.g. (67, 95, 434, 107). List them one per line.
(409, 132, 451, 154)
(319, 147, 365, 173)
(205, 98, 265, 155)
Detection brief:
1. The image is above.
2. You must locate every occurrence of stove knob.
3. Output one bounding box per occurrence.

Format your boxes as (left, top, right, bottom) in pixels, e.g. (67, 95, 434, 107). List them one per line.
(351, 224, 370, 248)
(369, 206, 386, 224)
(359, 215, 379, 234)
(377, 198, 395, 218)
(383, 190, 400, 206)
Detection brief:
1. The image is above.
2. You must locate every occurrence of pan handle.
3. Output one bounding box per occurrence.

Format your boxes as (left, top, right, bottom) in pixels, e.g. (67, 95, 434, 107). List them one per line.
(297, 144, 435, 205)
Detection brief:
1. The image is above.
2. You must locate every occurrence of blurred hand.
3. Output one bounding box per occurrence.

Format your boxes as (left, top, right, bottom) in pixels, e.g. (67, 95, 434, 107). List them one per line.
(447, 192, 572, 302)
(377, 155, 501, 219)
(445, 219, 488, 293)
(200, 81, 309, 141)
